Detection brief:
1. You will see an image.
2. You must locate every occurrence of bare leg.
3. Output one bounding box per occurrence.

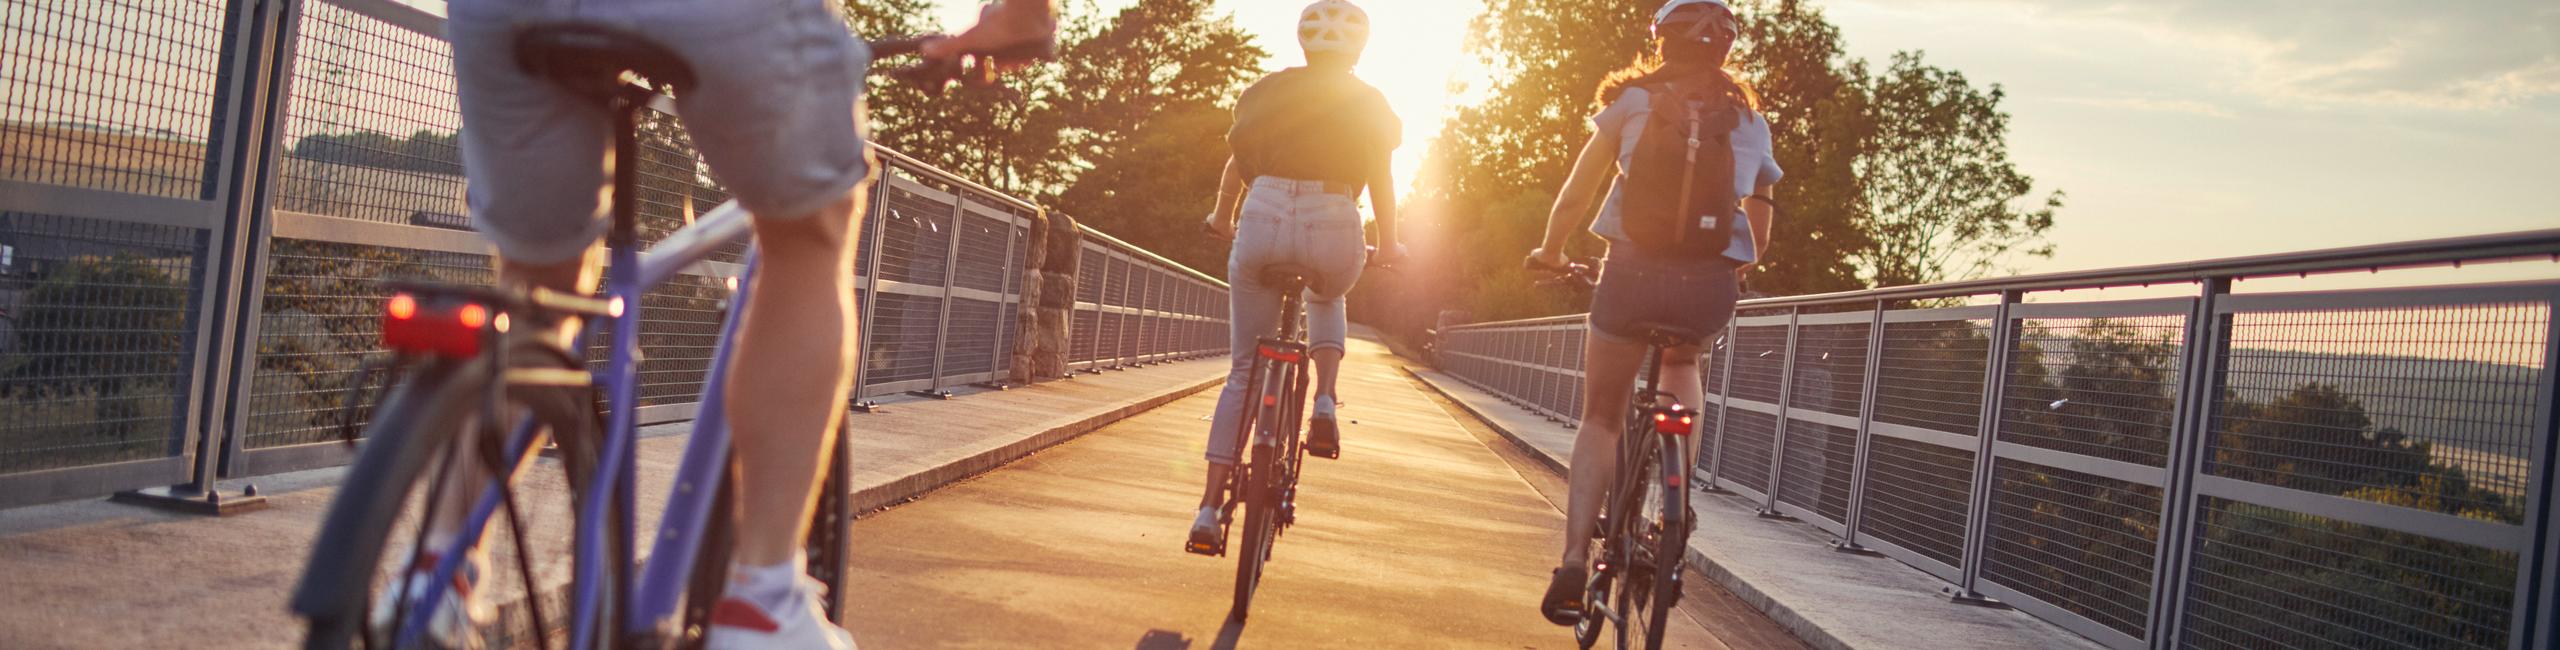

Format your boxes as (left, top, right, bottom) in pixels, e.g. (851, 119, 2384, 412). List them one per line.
(1311, 347, 1344, 405)
(1563, 333, 1647, 567)
(1198, 463, 1232, 508)
(1658, 344, 1705, 472)
(727, 189, 863, 567)
(425, 246, 603, 543)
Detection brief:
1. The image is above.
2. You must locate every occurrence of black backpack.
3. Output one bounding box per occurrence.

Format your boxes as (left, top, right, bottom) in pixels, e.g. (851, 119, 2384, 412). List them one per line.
(1618, 76, 1744, 260)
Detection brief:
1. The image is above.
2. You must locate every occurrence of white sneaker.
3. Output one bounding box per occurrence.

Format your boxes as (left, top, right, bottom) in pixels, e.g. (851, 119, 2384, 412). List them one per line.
(368, 551, 491, 649)
(706, 574, 857, 650)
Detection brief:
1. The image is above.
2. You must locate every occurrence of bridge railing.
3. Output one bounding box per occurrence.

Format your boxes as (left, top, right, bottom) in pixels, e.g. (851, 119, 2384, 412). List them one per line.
(0, 0, 1225, 508)
(1438, 230, 2560, 650)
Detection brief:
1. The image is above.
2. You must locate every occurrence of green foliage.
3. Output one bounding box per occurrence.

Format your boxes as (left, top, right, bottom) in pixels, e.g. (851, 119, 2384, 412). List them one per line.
(1861, 52, 2058, 286)
(0, 253, 191, 469)
(851, 0, 1264, 276)
(290, 129, 463, 175)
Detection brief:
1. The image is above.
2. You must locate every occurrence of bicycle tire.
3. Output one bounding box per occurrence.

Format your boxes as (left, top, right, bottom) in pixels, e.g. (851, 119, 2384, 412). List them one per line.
(294, 358, 619, 649)
(294, 361, 478, 649)
(1615, 434, 1687, 650)
(806, 417, 856, 623)
(1229, 359, 1288, 621)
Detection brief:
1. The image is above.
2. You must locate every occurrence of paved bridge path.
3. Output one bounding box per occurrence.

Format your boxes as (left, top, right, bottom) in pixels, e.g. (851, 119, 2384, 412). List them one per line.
(839, 335, 1806, 649)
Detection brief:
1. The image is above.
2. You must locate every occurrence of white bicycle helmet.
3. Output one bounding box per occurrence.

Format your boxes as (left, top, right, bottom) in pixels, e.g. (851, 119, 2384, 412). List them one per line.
(1297, 0, 1369, 55)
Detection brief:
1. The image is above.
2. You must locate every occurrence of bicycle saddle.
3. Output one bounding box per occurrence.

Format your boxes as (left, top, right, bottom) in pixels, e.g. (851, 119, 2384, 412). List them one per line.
(514, 22, 696, 99)
(1629, 320, 1702, 347)
(1259, 264, 1317, 294)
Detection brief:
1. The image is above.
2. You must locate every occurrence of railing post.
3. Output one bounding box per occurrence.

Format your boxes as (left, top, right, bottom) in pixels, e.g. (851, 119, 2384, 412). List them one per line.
(1705, 320, 1739, 493)
(119, 0, 300, 513)
(987, 209, 1020, 380)
(2510, 287, 2559, 650)
(1760, 306, 1802, 519)
(914, 188, 967, 396)
(2144, 278, 2230, 646)
(1832, 299, 1889, 555)
(848, 164, 893, 411)
(1951, 289, 2023, 606)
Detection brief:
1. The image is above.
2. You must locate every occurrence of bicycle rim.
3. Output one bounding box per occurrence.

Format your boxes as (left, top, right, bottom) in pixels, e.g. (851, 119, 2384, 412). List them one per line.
(1231, 458, 1274, 621)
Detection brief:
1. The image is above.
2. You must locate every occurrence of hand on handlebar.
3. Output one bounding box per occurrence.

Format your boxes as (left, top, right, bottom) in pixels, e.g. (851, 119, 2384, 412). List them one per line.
(869, 3, 1057, 96)
(1524, 249, 1596, 290)
(1367, 241, 1409, 269)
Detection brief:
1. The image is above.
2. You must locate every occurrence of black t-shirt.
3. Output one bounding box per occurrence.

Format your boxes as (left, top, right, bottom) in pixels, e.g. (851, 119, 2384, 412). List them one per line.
(1226, 66, 1401, 186)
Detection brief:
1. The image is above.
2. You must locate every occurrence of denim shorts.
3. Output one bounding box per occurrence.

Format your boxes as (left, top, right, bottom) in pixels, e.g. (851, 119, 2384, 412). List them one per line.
(1588, 249, 1740, 346)
(449, 0, 875, 265)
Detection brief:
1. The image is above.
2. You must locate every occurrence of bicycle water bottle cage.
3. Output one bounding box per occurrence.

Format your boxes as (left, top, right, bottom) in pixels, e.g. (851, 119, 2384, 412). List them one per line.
(513, 22, 697, 101)
(1650, 406, 1696, 436)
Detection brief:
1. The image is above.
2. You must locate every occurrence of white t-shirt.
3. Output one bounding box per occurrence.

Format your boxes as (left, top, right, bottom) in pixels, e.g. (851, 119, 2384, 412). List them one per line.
(1587, 87, 1782, 264)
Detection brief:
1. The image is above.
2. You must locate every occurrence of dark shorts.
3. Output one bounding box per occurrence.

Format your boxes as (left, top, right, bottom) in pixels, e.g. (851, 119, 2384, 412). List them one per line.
(1588, 250, 1740, 346)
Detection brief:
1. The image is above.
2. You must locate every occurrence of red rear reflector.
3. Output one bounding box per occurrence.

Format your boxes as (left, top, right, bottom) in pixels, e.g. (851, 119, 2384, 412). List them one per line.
(384, 299, 487, 358)
(1655, 410, 1695, 435)
(1257, 346, 1302, 363)
(1262, 395, 1278, 407)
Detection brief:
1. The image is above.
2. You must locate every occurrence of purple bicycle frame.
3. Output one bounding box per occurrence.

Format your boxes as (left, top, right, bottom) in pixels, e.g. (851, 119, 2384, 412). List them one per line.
(390, 203, 758, 649)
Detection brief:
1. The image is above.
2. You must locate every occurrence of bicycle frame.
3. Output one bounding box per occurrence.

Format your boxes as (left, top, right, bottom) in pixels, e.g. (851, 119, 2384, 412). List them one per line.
(393, 198, 759, 649)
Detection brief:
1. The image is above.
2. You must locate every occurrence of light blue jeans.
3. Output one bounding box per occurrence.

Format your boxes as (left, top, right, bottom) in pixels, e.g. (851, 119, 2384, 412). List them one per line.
(1205, 178, 1367, 464)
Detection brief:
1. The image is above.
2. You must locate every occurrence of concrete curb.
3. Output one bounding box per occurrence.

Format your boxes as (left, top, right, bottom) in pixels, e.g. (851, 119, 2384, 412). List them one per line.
(1403, 366, 1861, 650)
(849, 375, 1223, 515)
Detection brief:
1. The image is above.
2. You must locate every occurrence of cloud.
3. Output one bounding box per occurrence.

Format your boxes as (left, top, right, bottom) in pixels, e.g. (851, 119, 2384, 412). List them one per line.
(1903, 0, 2560, 110)
(2053, 95, 2236, 118)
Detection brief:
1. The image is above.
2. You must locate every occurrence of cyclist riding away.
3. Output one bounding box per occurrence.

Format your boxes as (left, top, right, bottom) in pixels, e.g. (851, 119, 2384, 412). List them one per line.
(1188, 0, 1405, 553)
(1524, 0, 1780, 626)
(408, 1, 1057, 647)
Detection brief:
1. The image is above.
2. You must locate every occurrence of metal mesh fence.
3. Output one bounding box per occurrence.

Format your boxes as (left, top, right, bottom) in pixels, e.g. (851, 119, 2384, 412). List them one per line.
(1, 0, 228, 198)
(2002, 316, 2185, 466)
(276, 0, 466, 224)
(1983, 458, 2161, 640)
(1861, 435, 1974, 570)
(1876, 318, 1993, 435)
(0, 211, 203, 472)
(243, 238, 490, 450)
(1776, 420, 1857, 525)
(2207, 301, 2546, 523)
(2183, 496, 2516, 650)
(1720, 408, 1778, 495)
(1788, 321, 1869, 418)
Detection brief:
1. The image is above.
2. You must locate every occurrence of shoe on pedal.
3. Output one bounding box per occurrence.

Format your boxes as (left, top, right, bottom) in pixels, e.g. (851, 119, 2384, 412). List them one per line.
(706, 568, 856, 650)
(1306, 415, 1341, 459)
(369, 550, 491, 650)
(1184, 505, 1225, 556)
(1540, 565, 1588, 627)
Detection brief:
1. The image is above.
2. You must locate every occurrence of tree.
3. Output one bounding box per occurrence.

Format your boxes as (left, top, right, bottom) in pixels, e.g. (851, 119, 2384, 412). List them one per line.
(1729, 0, 1872, 296)
(1044, 0, 1266, 272)
(1858, 51, 2058, 286)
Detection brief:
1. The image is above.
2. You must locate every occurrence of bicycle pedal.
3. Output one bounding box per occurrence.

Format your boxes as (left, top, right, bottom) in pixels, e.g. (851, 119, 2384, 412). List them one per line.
(1184, 540, 1225, 557)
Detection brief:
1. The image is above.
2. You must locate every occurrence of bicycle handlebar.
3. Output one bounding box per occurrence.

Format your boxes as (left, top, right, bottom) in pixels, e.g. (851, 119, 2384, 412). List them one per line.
(1525, 256, 1597, 291)
(865, 34, 1054, 97)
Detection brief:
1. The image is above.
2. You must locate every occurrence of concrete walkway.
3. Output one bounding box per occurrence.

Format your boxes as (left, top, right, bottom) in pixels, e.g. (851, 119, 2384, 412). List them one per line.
(1409, 366, 2106, 650)
(0, 359, 1222, 649)
(836, 336, 1805, 649)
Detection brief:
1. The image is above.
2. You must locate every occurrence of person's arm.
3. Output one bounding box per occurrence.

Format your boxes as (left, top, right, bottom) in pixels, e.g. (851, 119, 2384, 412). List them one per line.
(922, 1, 1058, 61)
(1744, 185, 1775, 266)
(1366, 150, 1400, 259)
(1204, 156, 1246, 238)
(1528, 130, 1619, 267)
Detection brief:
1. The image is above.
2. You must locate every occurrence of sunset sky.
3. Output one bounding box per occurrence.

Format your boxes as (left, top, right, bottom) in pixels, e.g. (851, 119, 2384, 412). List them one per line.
(938, 0, 2557, 280)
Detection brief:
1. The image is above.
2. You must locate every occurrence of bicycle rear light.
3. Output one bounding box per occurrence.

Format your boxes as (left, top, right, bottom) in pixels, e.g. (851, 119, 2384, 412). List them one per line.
(383, 292, 494, 358)
(1651, 408, 1695, 435)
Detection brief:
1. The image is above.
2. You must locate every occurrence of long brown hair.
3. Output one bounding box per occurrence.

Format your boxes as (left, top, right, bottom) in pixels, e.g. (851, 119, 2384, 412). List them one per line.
(1596, 45, 1761, 111)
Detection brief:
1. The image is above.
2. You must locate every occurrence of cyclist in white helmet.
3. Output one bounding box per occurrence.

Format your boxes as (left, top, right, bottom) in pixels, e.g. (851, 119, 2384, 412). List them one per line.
(1189, 0, 1406, 552)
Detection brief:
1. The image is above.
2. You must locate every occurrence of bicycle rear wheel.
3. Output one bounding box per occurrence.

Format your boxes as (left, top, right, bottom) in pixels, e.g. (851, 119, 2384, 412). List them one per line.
(1614, 434, 1688, 650)
(294, 359, 615, 650)
(1228, 358, 1290, 622)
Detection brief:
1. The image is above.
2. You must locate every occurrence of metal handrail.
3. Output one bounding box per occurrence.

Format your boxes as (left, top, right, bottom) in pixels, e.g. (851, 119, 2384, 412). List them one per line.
(1450, 228, 2560, 330)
